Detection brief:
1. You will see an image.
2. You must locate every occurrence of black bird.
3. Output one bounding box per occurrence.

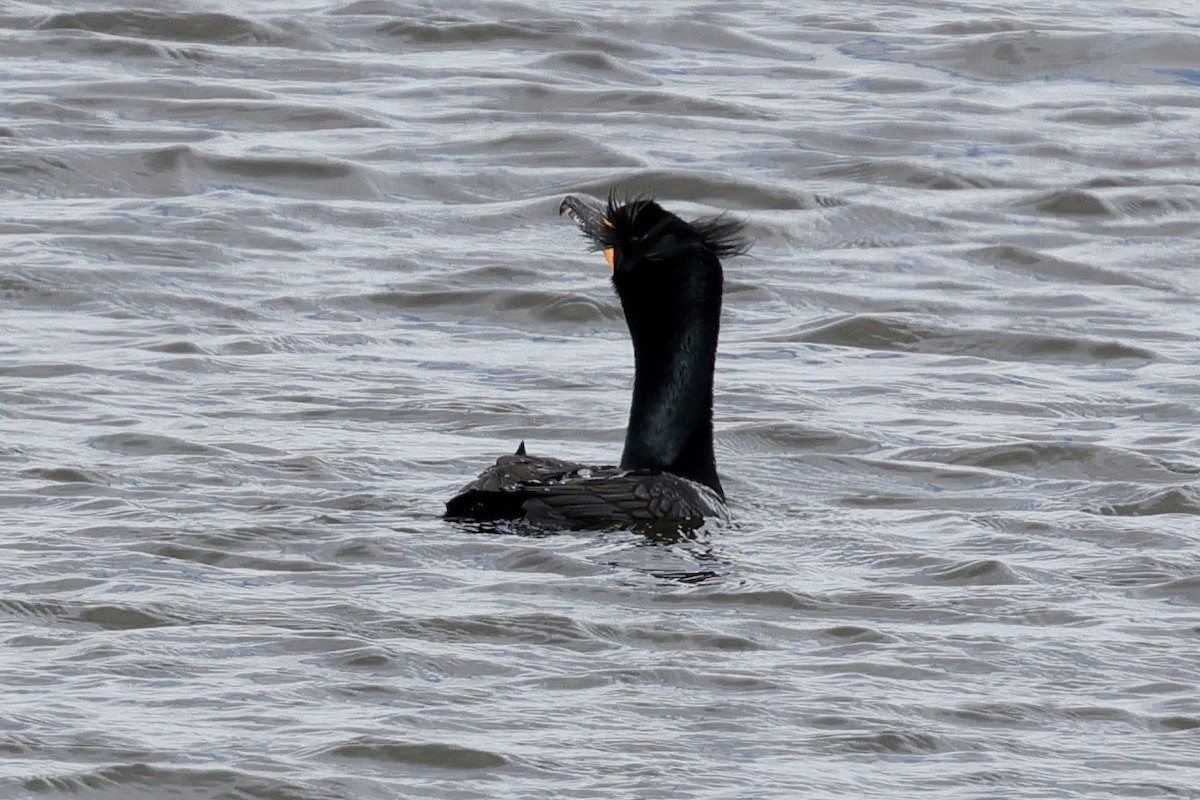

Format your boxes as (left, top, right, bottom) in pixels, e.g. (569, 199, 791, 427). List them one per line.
(445, 192, 748, 531)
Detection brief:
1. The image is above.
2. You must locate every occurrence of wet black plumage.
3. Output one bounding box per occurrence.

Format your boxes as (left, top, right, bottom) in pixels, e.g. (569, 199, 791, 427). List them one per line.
(445, 193, 748, 531)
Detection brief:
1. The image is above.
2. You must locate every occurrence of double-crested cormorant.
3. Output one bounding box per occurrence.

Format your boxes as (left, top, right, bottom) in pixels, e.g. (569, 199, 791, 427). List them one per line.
(445, 192, 748, 530)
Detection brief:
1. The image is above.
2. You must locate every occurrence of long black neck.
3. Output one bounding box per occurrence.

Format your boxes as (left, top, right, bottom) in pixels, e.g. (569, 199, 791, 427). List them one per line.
(616, 263, 723, 499)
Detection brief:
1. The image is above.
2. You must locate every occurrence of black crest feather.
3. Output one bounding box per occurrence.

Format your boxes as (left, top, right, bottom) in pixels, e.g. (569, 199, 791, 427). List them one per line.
(591, 190, 749, 260)
(691, 215, 750, 259)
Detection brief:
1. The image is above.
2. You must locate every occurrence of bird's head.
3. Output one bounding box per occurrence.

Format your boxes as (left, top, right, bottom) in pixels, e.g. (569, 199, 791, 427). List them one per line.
(559, 192, 747, 286)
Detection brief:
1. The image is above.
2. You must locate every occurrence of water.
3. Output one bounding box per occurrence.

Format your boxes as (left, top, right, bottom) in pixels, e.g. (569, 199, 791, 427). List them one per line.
(2, 2, 1199, 798)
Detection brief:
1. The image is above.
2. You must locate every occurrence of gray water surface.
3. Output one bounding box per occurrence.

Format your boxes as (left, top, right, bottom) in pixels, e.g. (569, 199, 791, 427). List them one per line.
(2, 2, 1199, 798)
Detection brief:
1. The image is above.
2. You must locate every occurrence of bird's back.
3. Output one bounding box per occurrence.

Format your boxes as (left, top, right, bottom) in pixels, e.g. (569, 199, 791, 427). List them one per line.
(445, 445, 725, 531)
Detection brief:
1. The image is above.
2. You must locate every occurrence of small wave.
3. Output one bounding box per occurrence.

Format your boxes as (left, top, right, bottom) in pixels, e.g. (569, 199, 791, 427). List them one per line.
(790, 314, 1156, 365)
(817, 158, 1013, 190)
(910, 30, 1200, 85)
(943, 701, 1046, 728)
(74, 605, 175, 630)
(1018, 189, 1114, 217)
(418, 129, 642, 169)
(1052, 107, 1165, 126)
(331, 287, 622, 324)
(0, 362, 110, 378)
(0, 599, 179, 630)
(536, 50, 662, 86)
(493, 546, 608, 577)
(87, 432, 222, 457)
(918, 558, 1024, 586)
(0, 272, 89, 307)
(818, 625, 897, 643)
(1142, 576, 1200, 604)
(823, 729, 975, 755)
(1153, 715, 1200, 732)
(21, 467, 107, 484)
(1069, 555, 1190, 588)
(324, 737, 508, 769)
(1108, 190, 1200, 218)
(1096, 486, 1200, 516)
(37, 10, 317, 49)
(5, 142, 390, 200)
(142, 340, 210, 355)
(388, 612, 598, 649)
(720, 421, 876, 455)
(23, 763, 301, 797)
(593, 622, 761, 652)
(897, 441, 1188, 482)
(969, 244, 1172, 289)
(136, 543, 336, 572)
(924, 19, 1038, 36)
(376, 17, 577, 46)
(566, 169, 826, 211)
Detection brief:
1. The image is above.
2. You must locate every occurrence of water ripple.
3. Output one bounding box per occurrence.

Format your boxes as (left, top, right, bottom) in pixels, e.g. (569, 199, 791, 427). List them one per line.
(2, 1, 1198, 799)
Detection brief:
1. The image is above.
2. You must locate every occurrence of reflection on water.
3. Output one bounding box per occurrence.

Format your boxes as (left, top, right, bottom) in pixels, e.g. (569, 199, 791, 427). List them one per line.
(1, 1, 1198, 798)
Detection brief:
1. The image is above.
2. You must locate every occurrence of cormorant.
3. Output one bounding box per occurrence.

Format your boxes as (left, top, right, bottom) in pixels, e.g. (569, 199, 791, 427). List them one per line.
(445, 192, 748, 530)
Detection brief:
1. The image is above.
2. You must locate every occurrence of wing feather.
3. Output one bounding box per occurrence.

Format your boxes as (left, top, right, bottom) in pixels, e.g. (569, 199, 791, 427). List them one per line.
(445, 448, 724, 531)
